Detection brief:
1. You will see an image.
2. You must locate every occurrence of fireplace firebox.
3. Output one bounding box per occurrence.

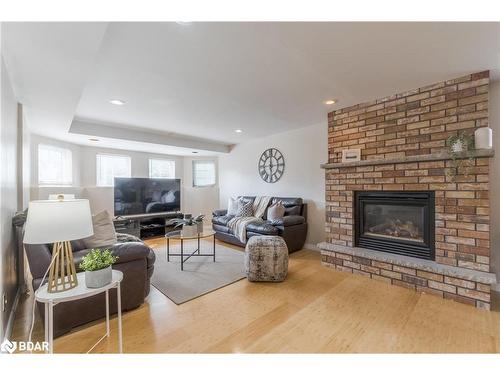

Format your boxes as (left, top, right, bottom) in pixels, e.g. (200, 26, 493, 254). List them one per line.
(355, 191, 435, 260)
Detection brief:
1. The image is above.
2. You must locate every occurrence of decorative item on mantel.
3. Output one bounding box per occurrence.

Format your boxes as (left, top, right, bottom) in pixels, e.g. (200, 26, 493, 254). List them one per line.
(341, 149, 361, 163)
(446, 132, 475, 181)
(172, 214, 205, 236)
(474, 127, 493, 150)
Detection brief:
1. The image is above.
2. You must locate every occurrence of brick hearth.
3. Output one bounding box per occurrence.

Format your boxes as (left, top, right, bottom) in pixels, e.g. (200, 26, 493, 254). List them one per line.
(318, 71, 497, 309)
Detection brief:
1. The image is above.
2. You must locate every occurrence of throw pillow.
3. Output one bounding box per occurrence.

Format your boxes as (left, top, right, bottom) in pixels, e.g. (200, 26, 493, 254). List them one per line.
(267, 201, 285, 222)
(235, 200, 253, 217)
(285, 205, 301, 216)
(82, 210, 117, 248)
(227, 197, 239, 216)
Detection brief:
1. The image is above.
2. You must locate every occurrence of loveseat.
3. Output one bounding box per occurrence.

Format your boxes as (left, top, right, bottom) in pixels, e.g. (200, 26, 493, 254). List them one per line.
(212, 197, 308, 252)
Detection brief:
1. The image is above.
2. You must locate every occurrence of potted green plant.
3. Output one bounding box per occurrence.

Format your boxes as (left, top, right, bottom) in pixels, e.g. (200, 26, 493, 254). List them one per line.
(446, 131, 475, 180)
(79, 249, 118, 288)
(171, 214, 205, 236)
(447, 131, 474, 154)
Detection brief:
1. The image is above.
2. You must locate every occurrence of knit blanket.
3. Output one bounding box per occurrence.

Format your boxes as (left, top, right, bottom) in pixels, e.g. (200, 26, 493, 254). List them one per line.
(227, 196, 272, 243)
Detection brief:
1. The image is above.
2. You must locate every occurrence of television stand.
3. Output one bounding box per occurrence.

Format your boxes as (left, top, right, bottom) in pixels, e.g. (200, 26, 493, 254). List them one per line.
(113, 212, 183, 240)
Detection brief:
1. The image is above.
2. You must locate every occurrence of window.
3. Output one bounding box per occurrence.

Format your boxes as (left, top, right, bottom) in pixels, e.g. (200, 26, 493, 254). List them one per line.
(192, 160, 216, 187)
(149, 158, 175, 179)
(38, 144, 73, 186)
(96, 154, 131, 187)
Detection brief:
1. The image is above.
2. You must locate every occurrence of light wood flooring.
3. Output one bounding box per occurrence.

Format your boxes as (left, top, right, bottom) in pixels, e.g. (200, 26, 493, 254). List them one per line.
(11, 237, 500, 353)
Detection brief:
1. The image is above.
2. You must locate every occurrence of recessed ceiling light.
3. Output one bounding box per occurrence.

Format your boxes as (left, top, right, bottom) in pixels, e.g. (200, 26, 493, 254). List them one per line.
(235, 129, 243, 133)
(89, 138, 99, 142)
(109, 99, 125, 106)
(325, 99, 337, 105)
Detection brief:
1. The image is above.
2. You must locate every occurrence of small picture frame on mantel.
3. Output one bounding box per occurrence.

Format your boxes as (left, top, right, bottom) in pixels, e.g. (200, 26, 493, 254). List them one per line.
(341, 149, 361, 163)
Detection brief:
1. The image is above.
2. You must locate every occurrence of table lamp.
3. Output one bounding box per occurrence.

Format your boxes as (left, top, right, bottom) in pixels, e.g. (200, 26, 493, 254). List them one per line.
(23, 196, 94, 293)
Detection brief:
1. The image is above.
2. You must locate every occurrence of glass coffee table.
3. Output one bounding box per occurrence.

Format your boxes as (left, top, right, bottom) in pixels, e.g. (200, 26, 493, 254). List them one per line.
(165, 230, 216, 271)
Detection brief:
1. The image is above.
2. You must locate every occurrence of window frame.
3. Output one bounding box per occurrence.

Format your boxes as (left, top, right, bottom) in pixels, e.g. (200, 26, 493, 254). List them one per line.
(192, 159, 217, 188)
(96, 153, 132, 187)
(37, 143, 73, 187)
(148, 158, 176, 179)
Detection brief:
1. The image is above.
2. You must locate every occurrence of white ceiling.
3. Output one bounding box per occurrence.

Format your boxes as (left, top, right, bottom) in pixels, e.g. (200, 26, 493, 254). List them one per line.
(3, 22, 500, 155)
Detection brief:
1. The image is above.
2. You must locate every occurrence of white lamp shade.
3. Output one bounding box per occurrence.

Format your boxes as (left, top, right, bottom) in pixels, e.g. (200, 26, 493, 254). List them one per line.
(23, 199, 94, 244)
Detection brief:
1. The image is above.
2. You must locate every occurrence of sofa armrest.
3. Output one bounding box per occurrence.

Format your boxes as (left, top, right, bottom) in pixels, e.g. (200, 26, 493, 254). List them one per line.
(72, 241, 154, 272)
(24, 243, 53, 280)
(271, 215, 306, 227)
(109, 242, 153, 264)
(213, 209, 228, 217)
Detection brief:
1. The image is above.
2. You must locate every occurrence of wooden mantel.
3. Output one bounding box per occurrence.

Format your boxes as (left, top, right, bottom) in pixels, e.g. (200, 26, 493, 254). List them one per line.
(320, 149, 494, 169)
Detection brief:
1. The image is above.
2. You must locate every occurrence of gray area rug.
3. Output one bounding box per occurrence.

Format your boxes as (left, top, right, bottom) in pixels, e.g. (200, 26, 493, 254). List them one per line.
(151, 241, 246, 304)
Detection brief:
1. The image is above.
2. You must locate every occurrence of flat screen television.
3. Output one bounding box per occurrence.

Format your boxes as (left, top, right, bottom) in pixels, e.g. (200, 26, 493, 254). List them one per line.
(114, 177, 181, 216)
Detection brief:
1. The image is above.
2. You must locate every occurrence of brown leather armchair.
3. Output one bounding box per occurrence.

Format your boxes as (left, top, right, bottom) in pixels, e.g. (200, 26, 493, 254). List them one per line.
(24, 238, 155, 338)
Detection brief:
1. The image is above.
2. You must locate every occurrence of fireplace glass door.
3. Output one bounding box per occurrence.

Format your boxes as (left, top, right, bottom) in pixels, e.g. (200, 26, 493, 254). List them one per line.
(355, 191, 435, 260)
(363, 204, 425, 243)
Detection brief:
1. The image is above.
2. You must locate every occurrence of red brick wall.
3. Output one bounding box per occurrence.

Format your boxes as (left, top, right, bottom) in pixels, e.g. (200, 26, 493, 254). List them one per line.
(325, 71, 490, 272)
(328, 71, 489, 163)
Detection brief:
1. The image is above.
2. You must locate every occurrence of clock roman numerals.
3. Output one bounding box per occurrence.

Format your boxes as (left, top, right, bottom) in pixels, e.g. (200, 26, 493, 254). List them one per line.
(258, 148, 285, 183)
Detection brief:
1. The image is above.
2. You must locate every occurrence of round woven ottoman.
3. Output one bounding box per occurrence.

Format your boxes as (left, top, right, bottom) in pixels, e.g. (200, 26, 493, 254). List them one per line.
(244, 235, 289, 282)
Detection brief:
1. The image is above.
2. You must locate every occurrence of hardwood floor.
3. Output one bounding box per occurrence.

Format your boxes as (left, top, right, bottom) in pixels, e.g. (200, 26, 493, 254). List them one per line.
(11, 237, 500, 353)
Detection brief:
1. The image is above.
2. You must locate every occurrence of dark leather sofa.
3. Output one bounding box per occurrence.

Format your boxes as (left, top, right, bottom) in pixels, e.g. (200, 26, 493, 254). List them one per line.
(212, 197, 308, 252)
(24, 238, 155, 338)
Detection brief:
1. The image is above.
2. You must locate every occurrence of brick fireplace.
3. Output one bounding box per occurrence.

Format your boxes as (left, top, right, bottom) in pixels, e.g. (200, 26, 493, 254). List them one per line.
(317, 71, 497, 309)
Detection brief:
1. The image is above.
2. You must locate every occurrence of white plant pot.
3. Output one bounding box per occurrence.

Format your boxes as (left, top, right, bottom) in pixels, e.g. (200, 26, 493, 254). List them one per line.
(474, 127, 492, 149)
(182, 224, 198, 237)
(451, 140, 465, 153)
(85, 266, 112, 289)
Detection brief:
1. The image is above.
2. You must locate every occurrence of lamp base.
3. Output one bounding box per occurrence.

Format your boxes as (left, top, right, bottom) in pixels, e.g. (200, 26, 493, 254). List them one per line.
(48, 241, 78, 293)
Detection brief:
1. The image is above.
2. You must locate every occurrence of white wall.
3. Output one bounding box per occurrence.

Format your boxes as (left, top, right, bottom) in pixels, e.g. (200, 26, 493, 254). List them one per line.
(218, 122, 327, 247)
(489, 80, 500, 288)
(1, 56, 19, 341)
(19, 105, 30, 210)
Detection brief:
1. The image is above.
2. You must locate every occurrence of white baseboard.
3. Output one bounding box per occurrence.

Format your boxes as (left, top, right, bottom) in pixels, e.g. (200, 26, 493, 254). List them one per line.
(303, 243, 319, 251)
(3, 288, 21, 342)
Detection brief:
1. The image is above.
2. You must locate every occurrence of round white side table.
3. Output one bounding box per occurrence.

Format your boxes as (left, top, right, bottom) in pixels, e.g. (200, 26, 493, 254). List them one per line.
(35, 270, 124, 354)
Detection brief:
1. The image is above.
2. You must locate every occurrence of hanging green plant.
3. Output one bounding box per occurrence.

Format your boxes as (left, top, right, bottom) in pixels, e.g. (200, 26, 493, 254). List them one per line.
(446, 132, 475, 181)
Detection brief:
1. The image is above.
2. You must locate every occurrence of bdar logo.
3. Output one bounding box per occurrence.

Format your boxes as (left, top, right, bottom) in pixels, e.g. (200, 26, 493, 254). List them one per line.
(1, 339, 17, 354)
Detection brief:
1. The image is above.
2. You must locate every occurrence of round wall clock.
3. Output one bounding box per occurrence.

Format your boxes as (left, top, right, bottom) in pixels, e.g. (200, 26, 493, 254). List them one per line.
(258, 148, 285, 183)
